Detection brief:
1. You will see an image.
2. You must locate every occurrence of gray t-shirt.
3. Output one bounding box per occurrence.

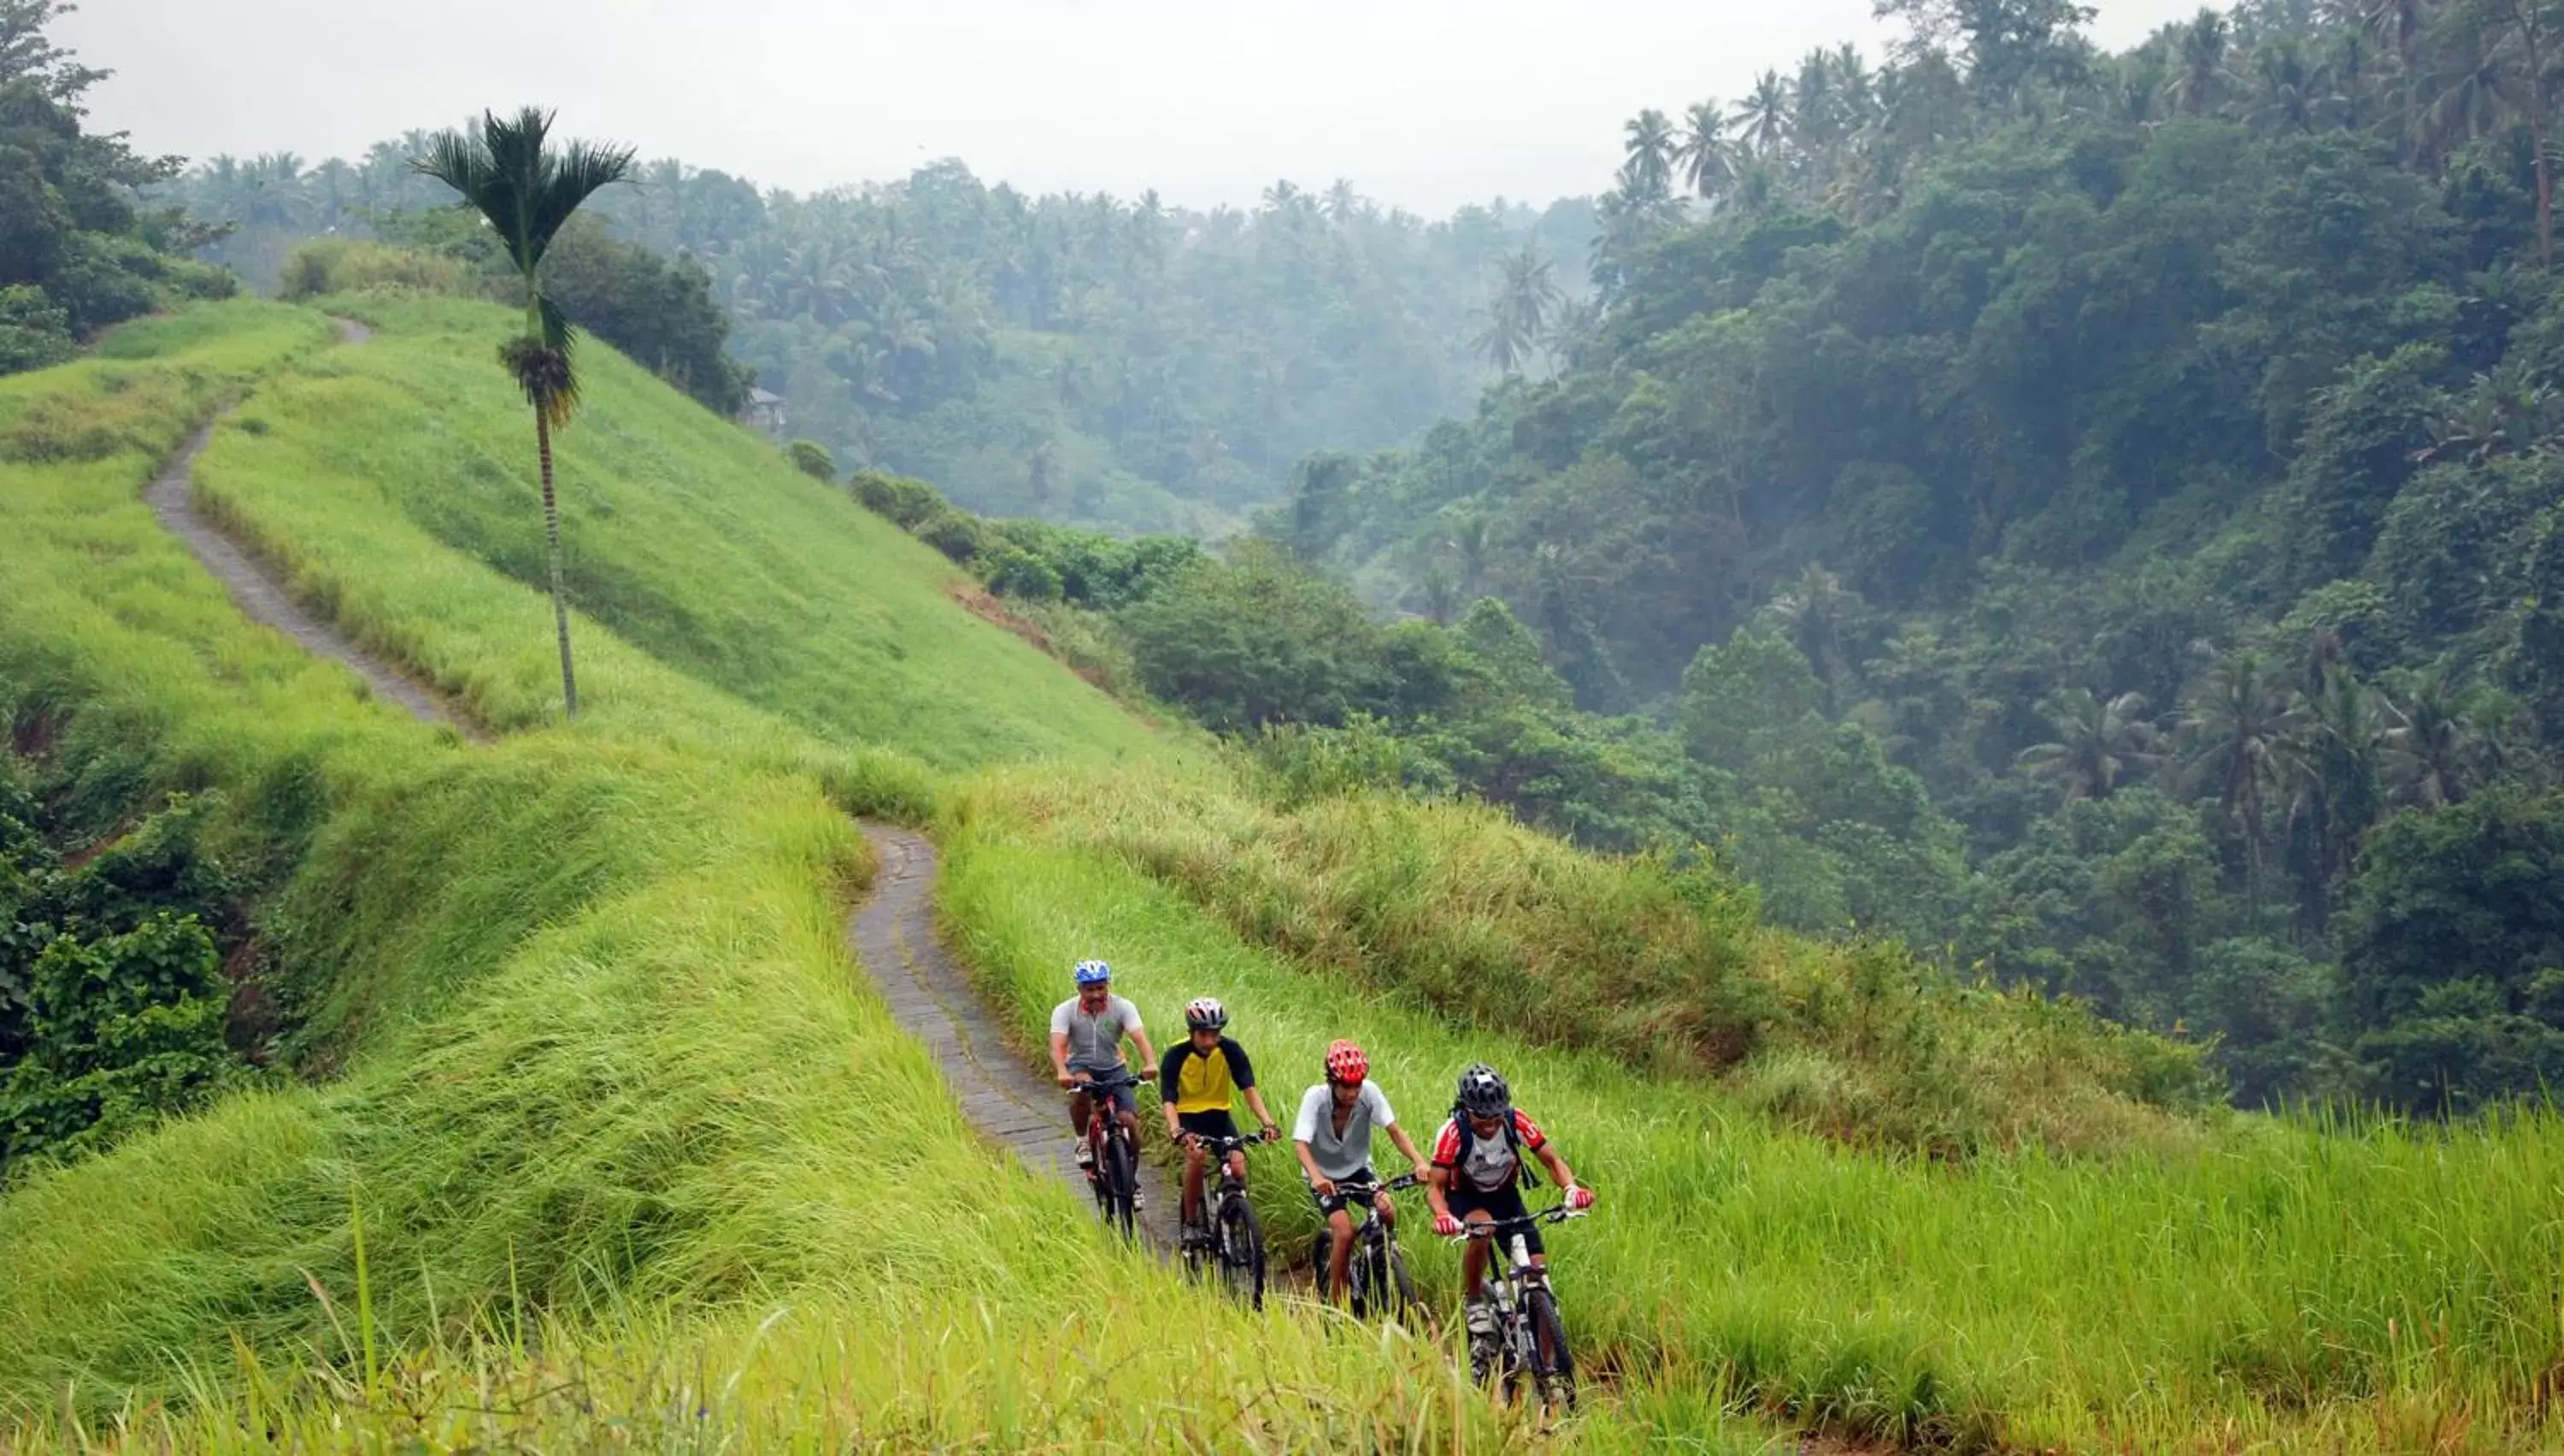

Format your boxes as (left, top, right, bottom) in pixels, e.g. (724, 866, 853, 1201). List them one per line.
(1293, 1081, 1397, 1183)
(1050, 994, 1144, 1072)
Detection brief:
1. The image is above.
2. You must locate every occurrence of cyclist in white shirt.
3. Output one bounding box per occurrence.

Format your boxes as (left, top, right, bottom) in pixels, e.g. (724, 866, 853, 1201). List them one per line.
(1291, 1039, 1432, 1306)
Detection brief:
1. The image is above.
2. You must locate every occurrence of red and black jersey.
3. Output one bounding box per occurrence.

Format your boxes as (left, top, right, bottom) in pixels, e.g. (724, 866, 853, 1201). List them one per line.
(1431, 1109, 1546, 1192)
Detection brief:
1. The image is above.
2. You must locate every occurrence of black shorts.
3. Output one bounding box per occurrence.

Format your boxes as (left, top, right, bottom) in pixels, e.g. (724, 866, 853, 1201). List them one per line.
(1311, 1166, 1378, 1218)
(1177, 1110, 1241, 1146)
(1448, 1181, 1544, 1256)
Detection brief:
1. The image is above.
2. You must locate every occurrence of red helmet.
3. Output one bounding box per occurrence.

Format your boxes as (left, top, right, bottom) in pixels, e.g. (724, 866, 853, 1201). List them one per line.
(1325, 1039, 1369, 1085)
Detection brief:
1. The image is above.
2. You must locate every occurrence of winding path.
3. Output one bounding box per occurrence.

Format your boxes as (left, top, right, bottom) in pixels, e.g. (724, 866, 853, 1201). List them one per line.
(143, 319, 481, 737)
(138, 341, 1175, 1248)
(849, 825, 1179, 1250)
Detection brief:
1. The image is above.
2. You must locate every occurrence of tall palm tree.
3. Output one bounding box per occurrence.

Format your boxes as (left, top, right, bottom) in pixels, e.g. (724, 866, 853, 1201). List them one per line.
(2278, 666, 2391, 930)
(2179, 654, 2298, 904)
(415, 108, 635, 719)
(1736, 71, 1796, 156)
(2165, 9, 2236, 116)
(1473, 244, 1560, 376)
(2019, 688, 2157, 802)
(1676, 99, 1737, 199)
(1621, 109, 1677, 200)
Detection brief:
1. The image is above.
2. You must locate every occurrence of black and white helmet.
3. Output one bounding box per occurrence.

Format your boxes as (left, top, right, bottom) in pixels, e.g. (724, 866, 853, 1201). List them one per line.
(1455, 1062, 1510, 1118)
(1183, 996, 1229, 1031)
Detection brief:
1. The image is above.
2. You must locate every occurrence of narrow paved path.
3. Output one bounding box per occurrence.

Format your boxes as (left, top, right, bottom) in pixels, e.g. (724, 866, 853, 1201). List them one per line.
(850, 824, 1179, 1251)
(141, 318, 481, 738)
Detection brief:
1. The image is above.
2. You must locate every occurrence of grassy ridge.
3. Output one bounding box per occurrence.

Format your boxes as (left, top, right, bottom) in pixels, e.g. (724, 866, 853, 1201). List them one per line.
(1006, 770, 2212, 1158)
(197, 294, 1166, 767)
(9, 295, 2561, 1453)
(0, 303, 1614, 1451)
(942, 772, 2564, 1451)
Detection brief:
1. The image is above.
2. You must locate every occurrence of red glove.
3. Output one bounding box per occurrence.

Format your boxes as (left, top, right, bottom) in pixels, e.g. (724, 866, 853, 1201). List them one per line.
(1567, 1184, 1597, 1211)
(1434, 1212, 1464, 1237)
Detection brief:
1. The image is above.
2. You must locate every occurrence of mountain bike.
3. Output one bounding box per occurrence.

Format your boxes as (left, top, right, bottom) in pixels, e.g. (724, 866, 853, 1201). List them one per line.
(1179, 1132, 1268, 1308)
(1327, 1171, 1420, 1322)
(1447, 1202, 1589, 1410)
(1071, 1069, 1147, 1242)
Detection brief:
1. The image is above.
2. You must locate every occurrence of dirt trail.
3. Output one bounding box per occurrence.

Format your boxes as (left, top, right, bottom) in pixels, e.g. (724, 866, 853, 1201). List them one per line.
(141, 317, 483, 739)
(849, 824, 1182, 1252)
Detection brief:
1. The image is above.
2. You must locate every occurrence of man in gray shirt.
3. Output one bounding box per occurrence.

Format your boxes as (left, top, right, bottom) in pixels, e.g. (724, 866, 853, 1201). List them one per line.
(1050, 959, 1157, 1169)
(1292, 1038, 1432, 1305)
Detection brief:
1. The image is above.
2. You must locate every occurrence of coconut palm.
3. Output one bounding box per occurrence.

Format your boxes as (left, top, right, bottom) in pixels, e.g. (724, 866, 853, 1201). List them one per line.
(1676, 99, 1738, 199)
(414, 107, 635, 719)
(2019, 688, 2158, 802)
(1736, 71, 1795, 155)
(2179, 655, 2298, 902)
(2164, 9, 2236, 116)
(1621, 109, 1677, 200)
(1473, 244, 1559, 376)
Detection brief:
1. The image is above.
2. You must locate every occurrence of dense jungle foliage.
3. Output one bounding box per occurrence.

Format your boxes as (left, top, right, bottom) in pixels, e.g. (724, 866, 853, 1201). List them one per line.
(1255, 0, 2564, 1113)
(838, 0, 2564, 1118)
(153, 137, 1592, 532)
(0, 0, 234, 372)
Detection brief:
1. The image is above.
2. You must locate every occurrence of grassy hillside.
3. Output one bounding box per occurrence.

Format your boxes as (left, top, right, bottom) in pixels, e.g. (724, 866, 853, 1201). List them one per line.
(5, 294, 2561, 1453)
(944, 776, 2564, 1451)
(0, 302, 1579, 1451)
(197, 294, 1167, 766)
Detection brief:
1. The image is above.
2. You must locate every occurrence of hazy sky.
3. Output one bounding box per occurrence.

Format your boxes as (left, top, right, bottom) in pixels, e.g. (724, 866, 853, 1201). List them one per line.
(71, 0, 2210, 214)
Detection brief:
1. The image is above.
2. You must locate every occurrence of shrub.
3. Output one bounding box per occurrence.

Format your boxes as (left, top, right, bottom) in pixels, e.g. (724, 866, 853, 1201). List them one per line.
(277, 239, 467, 302)
(785, 439, 836, 480)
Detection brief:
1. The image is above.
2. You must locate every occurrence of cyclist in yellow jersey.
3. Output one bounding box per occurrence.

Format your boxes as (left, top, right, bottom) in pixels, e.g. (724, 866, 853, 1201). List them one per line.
(1158, 996, 1280, 1230)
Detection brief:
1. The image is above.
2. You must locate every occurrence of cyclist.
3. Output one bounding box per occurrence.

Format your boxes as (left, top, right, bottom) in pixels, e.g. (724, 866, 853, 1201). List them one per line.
(1158, 996, 1280, 1236)
(1049, 960, 1157, 1176)
(1292, 1038, 1432, 1306)
(1425, 1062, 1596, 1364)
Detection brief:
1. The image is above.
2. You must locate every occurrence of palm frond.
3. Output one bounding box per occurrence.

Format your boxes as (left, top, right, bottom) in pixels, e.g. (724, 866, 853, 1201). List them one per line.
(529, 138, 638, 267)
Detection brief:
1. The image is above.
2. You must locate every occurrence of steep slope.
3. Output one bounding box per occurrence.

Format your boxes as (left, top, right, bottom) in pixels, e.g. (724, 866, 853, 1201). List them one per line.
(0, 303, 1571, 1452)
(193, 294, 1167, 767)
(11, 295, 2563, 1455)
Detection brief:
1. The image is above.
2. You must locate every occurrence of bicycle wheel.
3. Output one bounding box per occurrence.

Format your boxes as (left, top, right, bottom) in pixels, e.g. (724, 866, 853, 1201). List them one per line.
(1344, 1237, 1370, 1315)
(1526, 1286, 1577, 1411)
(1215, 1194, 1266, 1309)
(1104, 1134, 1139, 1242)
(1379, 1242, 1420, 1324)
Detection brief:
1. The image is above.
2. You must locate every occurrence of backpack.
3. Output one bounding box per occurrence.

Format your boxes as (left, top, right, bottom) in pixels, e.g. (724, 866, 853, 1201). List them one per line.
(1448, 1104, 1542, 1191)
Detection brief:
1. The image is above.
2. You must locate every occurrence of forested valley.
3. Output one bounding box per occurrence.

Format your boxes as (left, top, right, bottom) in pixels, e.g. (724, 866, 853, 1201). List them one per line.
(849, 0, 2564, 1119)
(51, 0, 2564, 1117)
(153, 140, 1590, 533)
(1242, 0, 2564, 1114)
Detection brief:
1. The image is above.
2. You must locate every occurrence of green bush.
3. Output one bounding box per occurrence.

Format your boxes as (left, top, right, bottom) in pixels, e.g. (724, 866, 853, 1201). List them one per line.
(784, 438, 835, 480)
(276, 239, 468, 302)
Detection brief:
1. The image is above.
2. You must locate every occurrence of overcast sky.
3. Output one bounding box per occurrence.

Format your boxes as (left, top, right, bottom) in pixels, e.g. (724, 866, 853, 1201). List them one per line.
(70, 0, 2209, 214)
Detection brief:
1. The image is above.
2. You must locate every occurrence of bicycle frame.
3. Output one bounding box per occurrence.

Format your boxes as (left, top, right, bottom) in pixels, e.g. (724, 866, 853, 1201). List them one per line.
(1448, 1202, 1589, 1405)
(1328, 1171, 1419, 1313)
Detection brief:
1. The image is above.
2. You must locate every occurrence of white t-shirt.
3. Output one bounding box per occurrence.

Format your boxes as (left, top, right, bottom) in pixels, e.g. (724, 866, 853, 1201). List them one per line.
(1293, 1081, 1397, 1183)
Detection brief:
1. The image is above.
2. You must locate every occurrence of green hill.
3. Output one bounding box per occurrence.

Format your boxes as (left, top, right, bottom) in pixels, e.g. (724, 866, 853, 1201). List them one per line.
(2, 295, 2560, 1453)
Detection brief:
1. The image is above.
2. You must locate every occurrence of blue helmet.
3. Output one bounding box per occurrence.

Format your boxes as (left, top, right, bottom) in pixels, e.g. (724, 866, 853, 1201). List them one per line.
(1073, 959, 1113, 987)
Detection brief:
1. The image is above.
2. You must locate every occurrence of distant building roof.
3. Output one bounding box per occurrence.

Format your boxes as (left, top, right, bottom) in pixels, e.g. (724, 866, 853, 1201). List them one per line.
(748, 387, 785, 406)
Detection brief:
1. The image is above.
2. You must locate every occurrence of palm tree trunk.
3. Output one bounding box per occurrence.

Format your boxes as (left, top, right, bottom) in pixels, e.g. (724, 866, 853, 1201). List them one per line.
(538, 408, 579, 719)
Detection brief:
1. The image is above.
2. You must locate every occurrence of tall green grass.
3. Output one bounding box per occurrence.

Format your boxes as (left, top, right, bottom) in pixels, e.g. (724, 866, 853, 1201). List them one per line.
(997, 766, 2214, 1159)
(0, 304, 1654, 1452)
(17, 296, 2564, 1453)
(194, 293, 1169, 768)
(941, 773, 2564, 1452)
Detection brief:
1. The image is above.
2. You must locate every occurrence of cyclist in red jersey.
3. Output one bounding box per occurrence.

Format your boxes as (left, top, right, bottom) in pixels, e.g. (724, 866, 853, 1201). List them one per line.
(1424, 1063, 1595, 1362)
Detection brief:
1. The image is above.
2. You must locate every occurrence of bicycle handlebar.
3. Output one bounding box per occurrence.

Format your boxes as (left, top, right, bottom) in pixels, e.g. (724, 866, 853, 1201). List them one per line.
(1185, 1131, 1273, 1154)
(1442, 1203, 1591, 1242)
(1071, 1069, 1149, 1092)
(1333, 1172, 1423, 1197)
